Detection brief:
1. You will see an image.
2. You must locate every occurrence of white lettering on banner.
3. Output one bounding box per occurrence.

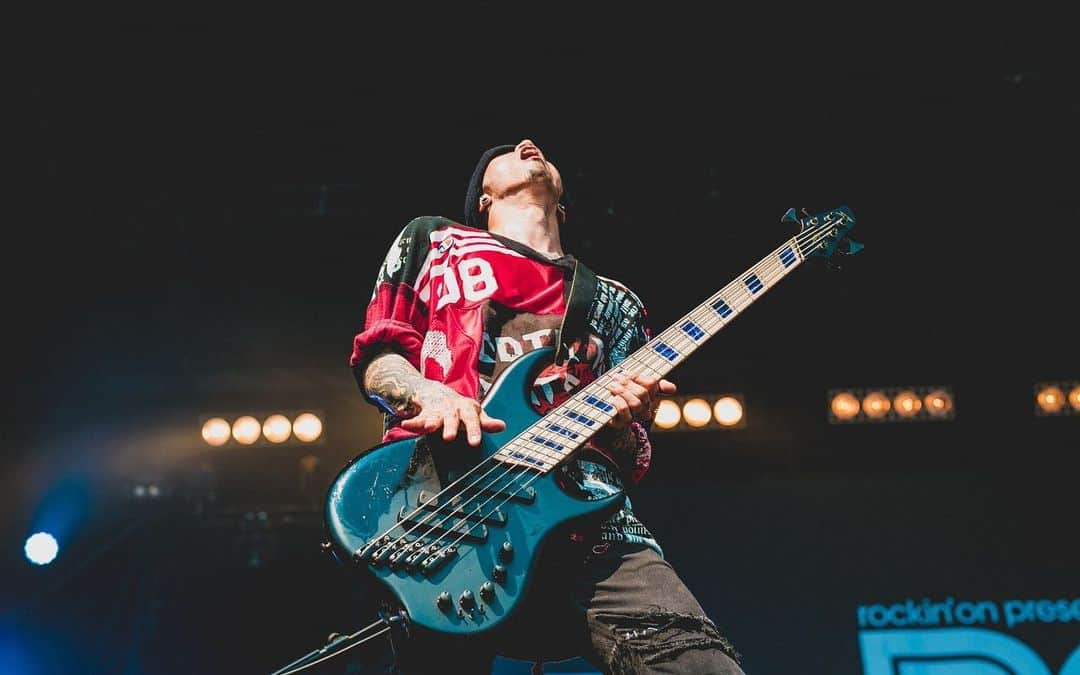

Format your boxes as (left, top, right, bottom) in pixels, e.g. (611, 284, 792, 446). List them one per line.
(859, 628, 1080, 675)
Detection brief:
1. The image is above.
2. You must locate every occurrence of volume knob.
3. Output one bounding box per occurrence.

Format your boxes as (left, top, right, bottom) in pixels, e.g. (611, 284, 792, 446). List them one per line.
(480, 582, 495, 602)
(437, 591, 451, 611)
(459, 589, 475, 610)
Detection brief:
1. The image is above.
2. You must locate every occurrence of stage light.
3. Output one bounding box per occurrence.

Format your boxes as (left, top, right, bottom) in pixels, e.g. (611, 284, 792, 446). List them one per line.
(654, 399, 681, 429)
(829, 386, 954, 423)
(1036, 385, 1066, 414)
(924, 389, 954, 418)
(681, 398, 712, 428)
(830, 392, 860, 421)
(893, 390, 922, 418)
(262, 414, 292, 443)
(201, 417, 230, 446)
(232, 416, 261, 445)
(713, 396, 744, 427)
(1070, 386, 1080, 412)
(293, 413, 323, 442)
(862, 391, 891, 419)
(24, 532, 58, 566)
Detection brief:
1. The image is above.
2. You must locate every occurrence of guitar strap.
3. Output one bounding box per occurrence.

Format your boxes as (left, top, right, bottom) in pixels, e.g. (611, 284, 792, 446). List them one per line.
(554, 258, 598, 366)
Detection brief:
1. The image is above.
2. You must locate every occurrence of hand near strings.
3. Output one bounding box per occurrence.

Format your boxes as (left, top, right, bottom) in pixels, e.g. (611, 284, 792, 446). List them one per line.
(399, 380, 506, 447)
(604, 373, 677, 429)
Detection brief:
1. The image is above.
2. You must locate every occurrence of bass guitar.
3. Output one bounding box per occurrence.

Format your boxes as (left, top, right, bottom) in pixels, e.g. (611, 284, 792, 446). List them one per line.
(324, 205, 861, 644)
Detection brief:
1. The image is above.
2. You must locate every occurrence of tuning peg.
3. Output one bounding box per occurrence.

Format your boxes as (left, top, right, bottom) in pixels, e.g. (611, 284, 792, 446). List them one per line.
(781, 208, 800, 225)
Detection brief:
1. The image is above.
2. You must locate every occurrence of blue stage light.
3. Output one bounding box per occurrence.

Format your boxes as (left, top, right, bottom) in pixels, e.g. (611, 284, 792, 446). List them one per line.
(24, 532, 59, 566)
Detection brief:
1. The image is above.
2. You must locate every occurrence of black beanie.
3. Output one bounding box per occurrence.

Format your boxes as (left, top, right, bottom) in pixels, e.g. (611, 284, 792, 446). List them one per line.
(463, 144, 515, 228)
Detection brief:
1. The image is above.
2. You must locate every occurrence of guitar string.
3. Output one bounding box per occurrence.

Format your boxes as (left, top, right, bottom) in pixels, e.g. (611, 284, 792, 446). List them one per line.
(370, 220, 844, 559)
(398, 223, 846, 559)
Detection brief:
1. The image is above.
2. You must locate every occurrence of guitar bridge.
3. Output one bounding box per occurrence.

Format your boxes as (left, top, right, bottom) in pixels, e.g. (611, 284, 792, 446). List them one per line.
(420, 545, 458, 576)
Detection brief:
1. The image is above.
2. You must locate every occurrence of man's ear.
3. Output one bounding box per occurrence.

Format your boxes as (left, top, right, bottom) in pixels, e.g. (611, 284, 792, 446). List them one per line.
(478, 194, 492, 215)
(556, 203, 567, 224)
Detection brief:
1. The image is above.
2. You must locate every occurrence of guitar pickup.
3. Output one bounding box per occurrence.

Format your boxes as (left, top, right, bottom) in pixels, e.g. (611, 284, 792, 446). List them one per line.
(414, 493, 506, 526)
(397, 507, 489, 543)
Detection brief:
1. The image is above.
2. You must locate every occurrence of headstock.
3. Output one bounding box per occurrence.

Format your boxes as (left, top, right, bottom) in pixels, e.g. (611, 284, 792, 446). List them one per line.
(781, 206, 862, 267)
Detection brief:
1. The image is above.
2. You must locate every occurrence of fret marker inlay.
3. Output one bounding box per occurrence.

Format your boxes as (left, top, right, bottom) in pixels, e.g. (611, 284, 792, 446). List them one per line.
(681, 321, 706, 341)
(584, 395, 615, 413)
(652, 342, 679, 361)
(564, 411, 596, 427)
(744, 274, 764, 294)
(712, 298, 733, 318)
(530, 435, 564, 452)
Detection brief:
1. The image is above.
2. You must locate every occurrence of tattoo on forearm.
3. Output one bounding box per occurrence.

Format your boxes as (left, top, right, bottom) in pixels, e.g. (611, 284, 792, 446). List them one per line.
(364, 352, 425, 417)
(596, 423, 639, 456)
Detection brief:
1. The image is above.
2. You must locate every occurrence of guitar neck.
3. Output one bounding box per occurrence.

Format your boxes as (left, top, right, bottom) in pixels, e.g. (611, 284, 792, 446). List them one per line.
(495, 231, 812, 471)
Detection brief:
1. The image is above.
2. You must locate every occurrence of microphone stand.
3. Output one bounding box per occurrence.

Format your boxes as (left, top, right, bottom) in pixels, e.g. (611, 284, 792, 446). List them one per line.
(269, 605, 410, 675)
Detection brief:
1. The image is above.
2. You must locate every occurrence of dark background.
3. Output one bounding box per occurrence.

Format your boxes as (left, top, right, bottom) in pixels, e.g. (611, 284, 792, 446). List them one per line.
(4, 13, 1078, 675)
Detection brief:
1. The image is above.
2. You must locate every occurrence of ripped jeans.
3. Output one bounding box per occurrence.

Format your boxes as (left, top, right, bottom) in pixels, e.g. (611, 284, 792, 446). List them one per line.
(386, 542, 743, 674)
(575, 542, 743, 674)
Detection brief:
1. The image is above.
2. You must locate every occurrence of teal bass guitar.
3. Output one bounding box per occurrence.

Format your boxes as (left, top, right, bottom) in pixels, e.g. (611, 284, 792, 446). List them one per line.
(324, 206, 861, 644)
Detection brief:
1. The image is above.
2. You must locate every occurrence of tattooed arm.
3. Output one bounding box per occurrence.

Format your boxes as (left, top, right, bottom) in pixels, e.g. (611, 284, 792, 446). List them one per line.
(363, 348, 505, 446)
(591, 423, 642, 456)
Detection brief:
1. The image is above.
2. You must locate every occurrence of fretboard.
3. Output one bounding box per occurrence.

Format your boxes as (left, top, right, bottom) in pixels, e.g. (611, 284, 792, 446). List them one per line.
(495, 229, 819, 471)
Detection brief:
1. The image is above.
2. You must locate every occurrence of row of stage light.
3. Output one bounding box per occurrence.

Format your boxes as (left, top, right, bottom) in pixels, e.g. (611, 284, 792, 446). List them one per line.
(827, 381, 1080, 423)
(200, 412, 324, 447)
(828, 386, 956, 424)
(650, 389, 954, 429)
(194, 383, 1077, 445)
(653, 394, 746, 431)
(652, 381, 1078, 430)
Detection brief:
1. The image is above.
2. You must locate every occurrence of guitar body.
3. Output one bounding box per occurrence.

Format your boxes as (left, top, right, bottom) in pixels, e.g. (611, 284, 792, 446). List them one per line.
(325, 347, 624, 650)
